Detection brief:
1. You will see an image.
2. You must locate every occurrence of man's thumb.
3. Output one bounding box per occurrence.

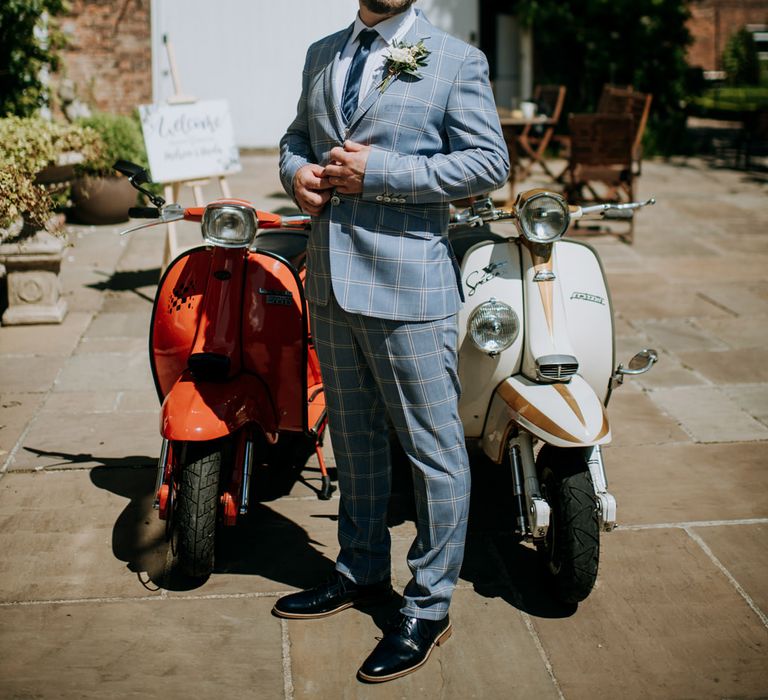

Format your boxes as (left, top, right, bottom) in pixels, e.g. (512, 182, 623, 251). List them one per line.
(344, 140, 365, 152)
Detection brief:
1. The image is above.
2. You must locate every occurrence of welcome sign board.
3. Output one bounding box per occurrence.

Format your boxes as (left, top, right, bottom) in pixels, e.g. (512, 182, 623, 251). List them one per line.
(138, 99, 241, 183)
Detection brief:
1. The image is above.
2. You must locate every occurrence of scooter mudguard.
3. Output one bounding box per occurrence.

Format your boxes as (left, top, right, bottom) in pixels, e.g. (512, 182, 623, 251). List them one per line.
(482, 374, 610, 462)
(160, 370, 278, 442)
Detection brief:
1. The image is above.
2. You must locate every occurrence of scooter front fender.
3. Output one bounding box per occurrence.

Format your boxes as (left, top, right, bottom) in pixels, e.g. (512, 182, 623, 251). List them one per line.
(160, 370, 279, 441)
(482, 375, 610, 462)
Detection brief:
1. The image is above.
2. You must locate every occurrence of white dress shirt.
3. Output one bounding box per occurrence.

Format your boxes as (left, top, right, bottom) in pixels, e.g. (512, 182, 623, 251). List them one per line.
(333, 6, 418, 106)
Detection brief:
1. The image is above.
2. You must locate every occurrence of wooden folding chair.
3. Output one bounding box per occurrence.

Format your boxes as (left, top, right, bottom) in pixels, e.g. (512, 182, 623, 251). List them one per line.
(516, 84, 566, 180)
(597, 85, 652, 174)
(564, 113, 637, 243)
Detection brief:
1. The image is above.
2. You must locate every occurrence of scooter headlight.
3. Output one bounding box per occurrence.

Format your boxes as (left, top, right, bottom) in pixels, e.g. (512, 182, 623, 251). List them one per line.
(516, 190, 570, 243)
(468, 299, 519, 356)
(202, 204, 257, 248)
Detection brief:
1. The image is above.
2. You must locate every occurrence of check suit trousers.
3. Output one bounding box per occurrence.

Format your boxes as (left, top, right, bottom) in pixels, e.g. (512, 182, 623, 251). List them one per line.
(310, 294, 471, 619)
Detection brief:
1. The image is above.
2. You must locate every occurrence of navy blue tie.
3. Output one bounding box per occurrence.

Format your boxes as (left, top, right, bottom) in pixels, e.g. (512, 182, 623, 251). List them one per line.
(341, 29, 378, 124)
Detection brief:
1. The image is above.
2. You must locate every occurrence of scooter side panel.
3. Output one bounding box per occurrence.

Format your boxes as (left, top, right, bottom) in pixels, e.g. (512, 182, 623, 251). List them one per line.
(556, 240, 614, 403)
(160, 370, 278, 441)
(481, 375, 611, 462)
(242, 252, 306, 432)
(151, 248, 211, 399)
(457, 240, 523, 437)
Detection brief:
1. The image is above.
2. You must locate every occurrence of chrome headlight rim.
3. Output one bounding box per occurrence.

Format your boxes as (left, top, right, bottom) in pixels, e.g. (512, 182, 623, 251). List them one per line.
(202, 203, 258, 248)
(467, 298, 520, 356)
(516, 190, 570, 244)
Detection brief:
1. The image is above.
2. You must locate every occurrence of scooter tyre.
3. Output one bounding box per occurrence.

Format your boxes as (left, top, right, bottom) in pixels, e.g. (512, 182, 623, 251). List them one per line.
(536, 446, 600, 604)
(176, 441, 222, 579)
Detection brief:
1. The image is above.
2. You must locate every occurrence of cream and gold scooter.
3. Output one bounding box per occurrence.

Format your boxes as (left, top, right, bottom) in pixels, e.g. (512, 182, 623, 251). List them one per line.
(448, 191, 657, 604)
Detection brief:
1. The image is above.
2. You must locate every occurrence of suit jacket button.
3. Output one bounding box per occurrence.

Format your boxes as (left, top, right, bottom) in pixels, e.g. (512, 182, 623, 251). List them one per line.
(384, 196, 391, 202)
(330, 195, 341, 206)
(375, 195, 383, 202)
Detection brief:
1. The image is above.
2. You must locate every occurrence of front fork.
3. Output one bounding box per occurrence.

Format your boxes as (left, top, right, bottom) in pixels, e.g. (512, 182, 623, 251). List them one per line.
(507, 434, 617, 538)
(153, 430, 256, 526)
(507, 431, 551, 541)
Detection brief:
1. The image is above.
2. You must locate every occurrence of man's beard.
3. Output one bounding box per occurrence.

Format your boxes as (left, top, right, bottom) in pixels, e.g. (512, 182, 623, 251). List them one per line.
(360, 0, 416, 16)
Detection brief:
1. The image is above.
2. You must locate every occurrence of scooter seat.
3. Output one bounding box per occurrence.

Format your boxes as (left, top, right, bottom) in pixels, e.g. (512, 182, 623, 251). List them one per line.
(448, 224, 505, 265)
(252, 231, 308, 270)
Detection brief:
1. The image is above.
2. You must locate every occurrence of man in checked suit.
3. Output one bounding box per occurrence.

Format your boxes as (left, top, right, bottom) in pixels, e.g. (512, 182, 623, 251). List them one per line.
(273, 0, 509, 682)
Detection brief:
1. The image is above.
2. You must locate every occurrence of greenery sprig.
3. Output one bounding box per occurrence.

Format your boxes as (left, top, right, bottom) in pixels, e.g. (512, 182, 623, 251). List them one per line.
(378, 40, 430, 93)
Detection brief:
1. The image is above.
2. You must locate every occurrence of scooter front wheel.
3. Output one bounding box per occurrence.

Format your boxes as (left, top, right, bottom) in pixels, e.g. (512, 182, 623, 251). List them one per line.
(175, 440, 222, 578)
(536, 445, 600, 604)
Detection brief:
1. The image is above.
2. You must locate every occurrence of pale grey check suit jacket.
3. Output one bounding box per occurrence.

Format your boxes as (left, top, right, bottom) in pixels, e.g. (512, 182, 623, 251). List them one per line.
(280, 11, 509, 322)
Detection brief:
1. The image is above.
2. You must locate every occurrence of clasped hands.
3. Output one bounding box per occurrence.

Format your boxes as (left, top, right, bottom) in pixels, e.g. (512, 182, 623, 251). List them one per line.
(293, 140, 370, 216)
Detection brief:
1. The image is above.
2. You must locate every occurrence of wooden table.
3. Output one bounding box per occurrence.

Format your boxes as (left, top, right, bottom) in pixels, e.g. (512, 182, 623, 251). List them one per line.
(498, 111, 560, 191)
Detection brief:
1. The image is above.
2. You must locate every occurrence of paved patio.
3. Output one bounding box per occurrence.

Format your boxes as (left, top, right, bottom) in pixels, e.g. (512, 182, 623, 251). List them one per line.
(0, 155, 766, 699)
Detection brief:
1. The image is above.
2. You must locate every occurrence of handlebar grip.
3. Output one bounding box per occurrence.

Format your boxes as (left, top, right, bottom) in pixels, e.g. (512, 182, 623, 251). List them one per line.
(128, 207, 160, 219)
(603, 209, 634, 220)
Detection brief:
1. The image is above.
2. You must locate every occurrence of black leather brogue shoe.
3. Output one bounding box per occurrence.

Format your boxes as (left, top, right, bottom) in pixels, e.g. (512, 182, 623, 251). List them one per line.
(357, 613, 452, 683)
(272, 572, 393, 619)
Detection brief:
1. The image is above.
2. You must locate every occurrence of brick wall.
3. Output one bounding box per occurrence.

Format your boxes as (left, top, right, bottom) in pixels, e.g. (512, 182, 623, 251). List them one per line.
(688, 0, 768, 71)
(57, 0, 152, 115)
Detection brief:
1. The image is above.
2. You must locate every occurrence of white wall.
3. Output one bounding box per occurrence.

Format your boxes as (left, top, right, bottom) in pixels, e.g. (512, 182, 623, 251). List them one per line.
(151, 0, 478, 148)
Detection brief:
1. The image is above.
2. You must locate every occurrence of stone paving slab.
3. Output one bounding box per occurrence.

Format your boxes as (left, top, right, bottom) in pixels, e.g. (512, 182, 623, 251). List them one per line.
(632, 318, 729, 353)
(0, 354, 67, 394)
(0, 597, 284, 700)
(651, 385, 768, 443)
(60, 265, 118, 313)
(83, 310, 154, 339)
(54, 350, 155, 393)
(602, 441, 768, 525)
(10, 410, 158, 471)
(0, 311, 92, 356)
(609, 282, 730, 320)
(0, 469, 165, 602)
(0, 393, 44, 456)
(633, 350, 710, 390)
(74, 335, 148, 355)
(677, 347, 768, 384)
(287, 588, 561, 700)
(697, 315, 768, 349)
(39, 390, 121, 414)
(723, 383, 768, 427)
(604, 384, 690, 447)
(691, 523, 768, 615)
(531, 528, 768, 700)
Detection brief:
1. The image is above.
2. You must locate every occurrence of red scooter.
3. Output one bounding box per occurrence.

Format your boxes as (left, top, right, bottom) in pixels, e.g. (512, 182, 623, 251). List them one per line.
(114, 160, 328, 579)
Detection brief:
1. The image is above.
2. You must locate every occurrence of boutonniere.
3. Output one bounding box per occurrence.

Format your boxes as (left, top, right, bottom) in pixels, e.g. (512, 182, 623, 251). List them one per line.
(378, 40, 430, 93)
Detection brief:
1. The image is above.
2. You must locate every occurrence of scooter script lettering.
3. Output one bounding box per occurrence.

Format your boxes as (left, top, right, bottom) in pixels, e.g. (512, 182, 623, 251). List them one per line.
(465, 261, 508, 296)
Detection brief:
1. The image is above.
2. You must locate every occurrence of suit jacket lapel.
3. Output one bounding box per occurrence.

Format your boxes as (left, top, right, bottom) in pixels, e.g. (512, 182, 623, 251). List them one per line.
(323, 23, 354, 141)
(347, 14, 432, 131)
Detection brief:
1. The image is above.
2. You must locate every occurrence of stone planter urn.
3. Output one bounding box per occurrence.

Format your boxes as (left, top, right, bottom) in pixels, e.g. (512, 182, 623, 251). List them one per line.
(0, 221, 68, 326)
(71, 174, 136, 225)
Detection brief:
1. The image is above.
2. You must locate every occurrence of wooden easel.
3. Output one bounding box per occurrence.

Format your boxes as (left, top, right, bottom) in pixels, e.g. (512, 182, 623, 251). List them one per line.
(160, 35, 232, 269)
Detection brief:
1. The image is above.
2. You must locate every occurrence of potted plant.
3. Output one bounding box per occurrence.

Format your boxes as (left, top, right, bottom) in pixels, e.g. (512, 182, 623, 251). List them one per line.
(71, 112, 148, 225)
(0, 116, 100, 324)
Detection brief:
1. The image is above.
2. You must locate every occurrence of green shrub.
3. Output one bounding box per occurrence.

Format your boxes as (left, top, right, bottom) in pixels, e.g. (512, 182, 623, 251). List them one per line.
(75, 112, 148, 176)
(0, 116, 100, 232)
(723, 28, 761, 86)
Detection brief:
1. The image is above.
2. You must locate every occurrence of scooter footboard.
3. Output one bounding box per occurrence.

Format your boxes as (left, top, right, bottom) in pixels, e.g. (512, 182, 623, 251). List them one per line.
(482, 375, 611, 462)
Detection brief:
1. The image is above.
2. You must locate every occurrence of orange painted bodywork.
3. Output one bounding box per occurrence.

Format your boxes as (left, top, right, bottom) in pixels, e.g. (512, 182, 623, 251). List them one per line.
(151, 244, 319, 440)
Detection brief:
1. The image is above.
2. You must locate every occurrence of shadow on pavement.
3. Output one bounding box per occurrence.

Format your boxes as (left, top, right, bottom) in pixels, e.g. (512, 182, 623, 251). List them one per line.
(86, 459, 336, 593)
(87, 267, 160, 303)
(28, 444, 574, 617)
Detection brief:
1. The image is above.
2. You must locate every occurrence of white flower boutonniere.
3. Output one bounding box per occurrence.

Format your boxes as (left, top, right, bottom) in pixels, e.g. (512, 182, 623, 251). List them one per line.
(378, 40, 430, 93)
